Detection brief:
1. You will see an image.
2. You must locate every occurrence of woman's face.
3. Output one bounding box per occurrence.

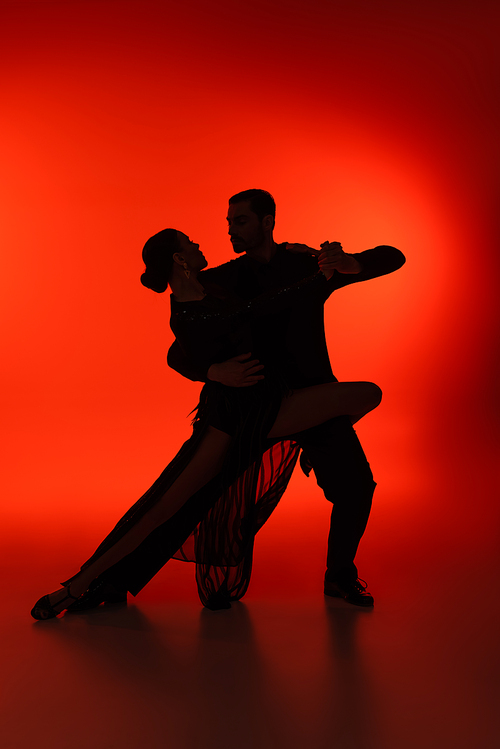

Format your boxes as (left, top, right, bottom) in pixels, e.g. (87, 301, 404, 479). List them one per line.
(176, 232, 208, 271)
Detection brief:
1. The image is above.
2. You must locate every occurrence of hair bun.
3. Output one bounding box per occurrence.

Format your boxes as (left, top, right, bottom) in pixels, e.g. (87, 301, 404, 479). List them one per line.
(141, 269, 168, 293)
(141, 228, 179, 293)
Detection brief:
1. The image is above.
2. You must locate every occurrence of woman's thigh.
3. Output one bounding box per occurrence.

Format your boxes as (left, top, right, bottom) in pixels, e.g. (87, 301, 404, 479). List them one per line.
(268, 382, 381, 439)
(147, 425, 232, 525)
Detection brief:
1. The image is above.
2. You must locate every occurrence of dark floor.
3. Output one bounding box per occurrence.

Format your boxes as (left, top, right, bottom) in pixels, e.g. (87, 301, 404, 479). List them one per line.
(2, 481, 499, 749)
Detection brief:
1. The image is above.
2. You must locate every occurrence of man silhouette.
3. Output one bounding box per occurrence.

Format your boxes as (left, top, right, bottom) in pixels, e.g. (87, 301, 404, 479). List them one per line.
(167, 189, 405, 606)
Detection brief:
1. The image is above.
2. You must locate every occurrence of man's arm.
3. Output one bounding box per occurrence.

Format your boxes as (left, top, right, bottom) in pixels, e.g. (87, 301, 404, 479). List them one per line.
(285, 241, 405, 291)
(322, 244, 406, 292)
(167, 340, 265, 387)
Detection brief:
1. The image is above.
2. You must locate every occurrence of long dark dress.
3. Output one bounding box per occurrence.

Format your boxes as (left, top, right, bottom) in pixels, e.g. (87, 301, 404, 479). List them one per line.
(63, 271, 328, 609)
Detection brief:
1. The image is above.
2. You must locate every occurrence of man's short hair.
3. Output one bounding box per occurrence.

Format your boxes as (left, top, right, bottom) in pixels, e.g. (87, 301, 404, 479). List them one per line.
(229, 189, 276, 221)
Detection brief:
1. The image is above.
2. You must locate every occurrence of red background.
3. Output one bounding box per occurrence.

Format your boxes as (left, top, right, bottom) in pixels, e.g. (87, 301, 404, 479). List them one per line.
(2, 0, 499, 596)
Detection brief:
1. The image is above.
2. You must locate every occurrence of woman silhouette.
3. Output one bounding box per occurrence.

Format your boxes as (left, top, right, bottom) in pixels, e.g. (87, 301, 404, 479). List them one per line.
(31, 229, 381, 618)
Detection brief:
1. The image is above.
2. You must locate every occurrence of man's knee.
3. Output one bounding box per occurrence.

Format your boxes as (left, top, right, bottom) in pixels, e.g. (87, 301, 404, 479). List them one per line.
(323, 474, 376, 505)
(298, 418, 376, 500)
(312, 457, 376, 504)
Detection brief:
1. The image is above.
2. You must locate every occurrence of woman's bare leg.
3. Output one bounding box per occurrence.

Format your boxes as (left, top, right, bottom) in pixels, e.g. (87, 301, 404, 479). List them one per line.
(350, 401, 380, 425)
(268, 382, 382, 439)
(45, 426, 232, 611)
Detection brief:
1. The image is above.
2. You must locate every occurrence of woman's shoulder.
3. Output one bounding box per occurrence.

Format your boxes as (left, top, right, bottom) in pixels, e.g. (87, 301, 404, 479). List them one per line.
(171, 292, 219, 315)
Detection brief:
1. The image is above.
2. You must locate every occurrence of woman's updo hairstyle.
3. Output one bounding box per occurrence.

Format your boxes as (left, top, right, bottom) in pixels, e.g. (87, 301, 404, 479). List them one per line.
(140, 228, 180, 293)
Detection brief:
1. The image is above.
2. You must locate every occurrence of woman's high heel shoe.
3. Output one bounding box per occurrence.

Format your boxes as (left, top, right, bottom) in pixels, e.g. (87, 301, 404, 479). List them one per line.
(31, 586, 80, 620)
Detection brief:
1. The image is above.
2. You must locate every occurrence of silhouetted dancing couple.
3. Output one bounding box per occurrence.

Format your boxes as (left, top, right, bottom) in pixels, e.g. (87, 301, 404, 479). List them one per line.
(31, 189, 405, 620)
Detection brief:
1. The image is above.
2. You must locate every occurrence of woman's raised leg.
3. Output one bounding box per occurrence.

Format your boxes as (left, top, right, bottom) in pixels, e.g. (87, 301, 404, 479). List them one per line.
(268, 382, 382, 439)
(32, 426, 232, 618)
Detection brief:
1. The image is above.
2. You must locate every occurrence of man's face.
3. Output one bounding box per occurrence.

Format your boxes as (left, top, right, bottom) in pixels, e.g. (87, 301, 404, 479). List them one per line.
(226, 201, 266, 254)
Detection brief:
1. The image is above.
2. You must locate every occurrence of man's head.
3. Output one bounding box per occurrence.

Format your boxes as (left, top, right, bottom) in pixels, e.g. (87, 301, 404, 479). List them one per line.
(227, 189, 276, 254)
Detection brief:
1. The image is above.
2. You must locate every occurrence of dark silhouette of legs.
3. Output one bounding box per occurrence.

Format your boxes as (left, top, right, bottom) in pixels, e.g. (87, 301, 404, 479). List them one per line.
(296, 416, 376, 583)
(32, 380, 381, 618)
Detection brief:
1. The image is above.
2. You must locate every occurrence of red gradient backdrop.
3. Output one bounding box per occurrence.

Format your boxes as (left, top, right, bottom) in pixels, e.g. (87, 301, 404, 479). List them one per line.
(2, 0, 499, 595)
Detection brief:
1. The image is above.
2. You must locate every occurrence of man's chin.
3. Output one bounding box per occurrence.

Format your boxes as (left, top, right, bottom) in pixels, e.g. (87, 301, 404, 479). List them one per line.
(231, 244, 246, 254)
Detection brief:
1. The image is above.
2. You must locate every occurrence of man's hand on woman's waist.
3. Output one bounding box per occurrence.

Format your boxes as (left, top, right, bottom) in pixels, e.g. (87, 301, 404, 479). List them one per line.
(207, 353, 265, 388)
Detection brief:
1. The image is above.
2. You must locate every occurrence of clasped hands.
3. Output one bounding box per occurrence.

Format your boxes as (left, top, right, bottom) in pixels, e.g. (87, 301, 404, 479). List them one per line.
(285, 240, 362, 278)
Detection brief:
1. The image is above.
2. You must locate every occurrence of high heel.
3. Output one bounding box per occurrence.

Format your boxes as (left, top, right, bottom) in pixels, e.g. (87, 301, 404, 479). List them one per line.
(31, 585, 80, 620)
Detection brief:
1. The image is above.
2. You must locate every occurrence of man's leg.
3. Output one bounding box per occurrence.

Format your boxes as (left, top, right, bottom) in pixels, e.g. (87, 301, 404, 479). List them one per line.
(296, 415, 376, 605)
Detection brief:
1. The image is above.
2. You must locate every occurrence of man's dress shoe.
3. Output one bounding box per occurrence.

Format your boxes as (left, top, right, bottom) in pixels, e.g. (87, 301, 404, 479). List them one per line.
(324, 578, 374, 606)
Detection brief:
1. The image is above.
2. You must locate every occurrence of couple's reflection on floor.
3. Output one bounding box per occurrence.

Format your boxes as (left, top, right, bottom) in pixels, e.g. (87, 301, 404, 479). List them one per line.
(190, 602, 267, 744)
(32, 594, 378, 746)
(191, 597, 379, 746)
(32, 601, 179, 689)
(321, 598, 380, 747)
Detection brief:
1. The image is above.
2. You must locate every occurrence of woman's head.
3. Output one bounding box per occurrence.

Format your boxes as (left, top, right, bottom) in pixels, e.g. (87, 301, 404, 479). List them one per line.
(141, 229, 206, 293)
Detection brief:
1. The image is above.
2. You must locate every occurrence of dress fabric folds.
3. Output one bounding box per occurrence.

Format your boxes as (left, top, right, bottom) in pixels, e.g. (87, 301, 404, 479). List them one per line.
(63, 272, 327, 608)
(173, 380, 301, 607)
